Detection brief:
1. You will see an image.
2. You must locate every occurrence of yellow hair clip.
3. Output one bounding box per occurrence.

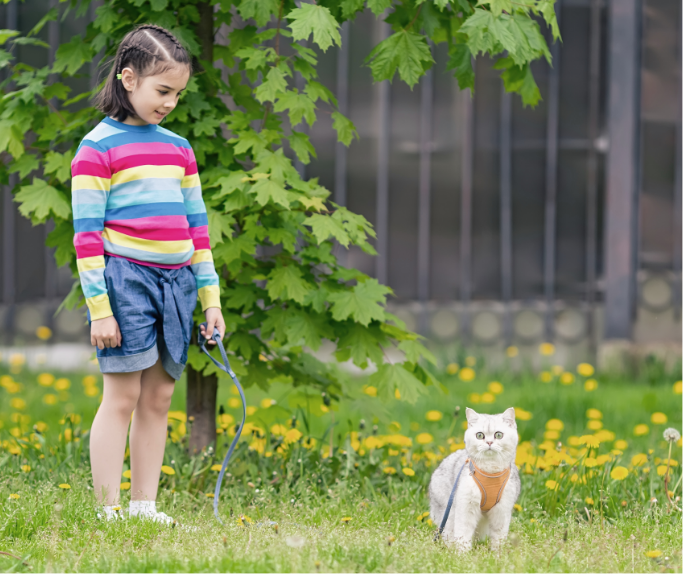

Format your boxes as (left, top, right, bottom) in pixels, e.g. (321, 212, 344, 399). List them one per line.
(116, 73, 122, 80)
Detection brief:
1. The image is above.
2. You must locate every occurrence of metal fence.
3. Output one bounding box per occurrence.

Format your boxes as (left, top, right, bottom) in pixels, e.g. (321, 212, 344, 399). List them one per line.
(0, 0, 680, 352)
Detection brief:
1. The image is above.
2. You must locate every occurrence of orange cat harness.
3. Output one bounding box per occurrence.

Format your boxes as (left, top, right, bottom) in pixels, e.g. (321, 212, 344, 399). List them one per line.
(467, 458, 511, 512)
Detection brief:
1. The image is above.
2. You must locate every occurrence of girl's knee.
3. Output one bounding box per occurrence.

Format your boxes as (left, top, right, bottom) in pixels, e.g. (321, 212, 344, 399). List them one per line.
(138, 382, 175, 417)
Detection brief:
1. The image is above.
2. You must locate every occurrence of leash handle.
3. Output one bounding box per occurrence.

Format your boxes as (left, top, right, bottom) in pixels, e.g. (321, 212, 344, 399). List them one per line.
(435, 459, 469, 541)
(197, 322, 247, 525)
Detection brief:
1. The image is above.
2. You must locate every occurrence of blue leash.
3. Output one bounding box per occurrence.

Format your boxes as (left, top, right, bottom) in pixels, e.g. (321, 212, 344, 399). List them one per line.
(197, 322, 246, 525)
(435, 459, 469, 541)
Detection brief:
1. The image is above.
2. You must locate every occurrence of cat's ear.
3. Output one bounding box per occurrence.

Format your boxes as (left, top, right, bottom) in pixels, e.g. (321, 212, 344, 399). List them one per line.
(465, 407, 479, 424)
(502, 407, 516, 428)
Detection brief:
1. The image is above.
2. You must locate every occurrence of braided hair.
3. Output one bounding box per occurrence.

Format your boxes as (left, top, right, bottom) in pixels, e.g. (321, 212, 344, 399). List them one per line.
(93, 24, 192, 122)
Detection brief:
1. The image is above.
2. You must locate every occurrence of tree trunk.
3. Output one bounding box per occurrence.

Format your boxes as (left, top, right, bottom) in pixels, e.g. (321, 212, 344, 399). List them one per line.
(187, 0, 218, 454)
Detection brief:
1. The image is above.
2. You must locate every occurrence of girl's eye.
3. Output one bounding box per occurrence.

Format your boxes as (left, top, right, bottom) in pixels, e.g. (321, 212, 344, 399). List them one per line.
(494, 432, 503, 439)
(476, 432, 485, 440)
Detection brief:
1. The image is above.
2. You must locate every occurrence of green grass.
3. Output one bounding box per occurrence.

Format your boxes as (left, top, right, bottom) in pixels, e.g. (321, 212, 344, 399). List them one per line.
(0, 357, 681, 572)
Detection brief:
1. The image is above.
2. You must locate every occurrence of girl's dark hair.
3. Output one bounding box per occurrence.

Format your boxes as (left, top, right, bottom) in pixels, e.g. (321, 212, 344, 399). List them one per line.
(93, 24, 192, 122)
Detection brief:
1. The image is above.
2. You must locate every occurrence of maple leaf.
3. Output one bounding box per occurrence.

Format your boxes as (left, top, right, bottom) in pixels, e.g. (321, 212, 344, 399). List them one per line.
(43, 150, 74, 184)
(305, 213, 349, 246)
(365, 29, 434, 88)
(289, 131, 317, 165)
(267, 265, 312, 304)
(327, 279, 391, 326)
(14, 178, 71, 224)
(250, 178, 290, 208)
(369, 363, 428, 404)
(331, 112, 359, 147)
(287, 4, 341, 53)
(206, 207, 235, 247)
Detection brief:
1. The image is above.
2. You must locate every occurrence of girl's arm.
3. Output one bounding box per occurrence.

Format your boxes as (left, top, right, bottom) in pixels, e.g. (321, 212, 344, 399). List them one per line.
(182, 146, 221, 311)
(71, 140, 113, 321)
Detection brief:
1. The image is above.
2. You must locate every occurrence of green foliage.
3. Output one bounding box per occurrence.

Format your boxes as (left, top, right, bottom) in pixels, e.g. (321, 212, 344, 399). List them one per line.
(0, 0, 559, 407)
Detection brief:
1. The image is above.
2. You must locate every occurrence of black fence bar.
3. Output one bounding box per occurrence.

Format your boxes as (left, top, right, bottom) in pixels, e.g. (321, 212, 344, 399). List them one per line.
(417, 64, 433, 334)
(375, 19, 391, 285)
(543, 0, 561, 342)
(604, 0, 642, 339)
(500, 87, 513, 345)
(334, 21, 349, 209)
(459, 87, 474, 343)
(585, 0, 602, 356)
(674, 4, 682, 321)
(3, 0, 17, 310)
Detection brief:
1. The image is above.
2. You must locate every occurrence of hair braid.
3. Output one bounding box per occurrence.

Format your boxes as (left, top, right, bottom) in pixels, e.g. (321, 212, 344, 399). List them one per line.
(135, 24, 184, 52)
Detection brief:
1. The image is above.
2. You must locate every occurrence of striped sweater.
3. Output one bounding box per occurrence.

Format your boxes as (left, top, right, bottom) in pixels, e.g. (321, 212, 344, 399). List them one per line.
(71, 116, 221, 321)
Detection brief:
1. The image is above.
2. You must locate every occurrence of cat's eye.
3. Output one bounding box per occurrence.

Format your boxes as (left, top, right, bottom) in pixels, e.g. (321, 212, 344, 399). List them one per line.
(476, 432, 485, 440)
(495, 431, 503, 439)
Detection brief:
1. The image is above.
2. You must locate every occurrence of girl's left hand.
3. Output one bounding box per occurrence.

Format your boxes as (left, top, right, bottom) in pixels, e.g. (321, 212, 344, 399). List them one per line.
(201, 307, 226, 346)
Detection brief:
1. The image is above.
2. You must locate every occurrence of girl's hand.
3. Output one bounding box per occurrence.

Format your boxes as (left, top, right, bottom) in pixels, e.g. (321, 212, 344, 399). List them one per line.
(91, 316, 122, 349)
(201, 307, 226, 346)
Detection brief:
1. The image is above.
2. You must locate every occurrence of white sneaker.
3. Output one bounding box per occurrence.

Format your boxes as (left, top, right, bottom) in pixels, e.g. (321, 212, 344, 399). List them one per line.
(129, 507, 176, 526)
(97, 505, 126, 521)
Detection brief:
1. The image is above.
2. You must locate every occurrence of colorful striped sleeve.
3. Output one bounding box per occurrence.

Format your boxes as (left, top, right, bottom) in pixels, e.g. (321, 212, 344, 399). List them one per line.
(71, 140, 113, 321)
(183, 146, 221, 311)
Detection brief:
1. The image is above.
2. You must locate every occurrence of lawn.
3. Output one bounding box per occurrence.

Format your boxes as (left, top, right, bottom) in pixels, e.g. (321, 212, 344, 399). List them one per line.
(0, 350, 681, 572)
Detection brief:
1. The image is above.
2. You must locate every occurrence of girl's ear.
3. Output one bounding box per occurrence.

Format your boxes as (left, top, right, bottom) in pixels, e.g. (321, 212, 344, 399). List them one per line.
(120, 67, 137, 92)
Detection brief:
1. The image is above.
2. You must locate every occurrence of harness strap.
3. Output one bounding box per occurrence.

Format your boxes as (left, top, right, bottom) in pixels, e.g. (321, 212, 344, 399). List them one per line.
(198, 323, 247, 525)
(469, 459, 512, 513)
(435, 458, 469, 541)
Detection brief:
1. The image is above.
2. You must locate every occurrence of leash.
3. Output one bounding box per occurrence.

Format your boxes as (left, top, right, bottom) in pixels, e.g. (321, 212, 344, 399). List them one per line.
(435, 458, 469, 542)
(197, 322, 246, 525)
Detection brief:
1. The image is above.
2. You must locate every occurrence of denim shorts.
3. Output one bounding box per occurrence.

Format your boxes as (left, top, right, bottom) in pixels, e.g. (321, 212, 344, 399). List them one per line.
(86, 254, 198, 381)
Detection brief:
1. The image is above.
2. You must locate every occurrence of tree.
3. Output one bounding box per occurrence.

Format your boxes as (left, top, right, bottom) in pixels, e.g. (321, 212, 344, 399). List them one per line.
(0, 0, 559, 452)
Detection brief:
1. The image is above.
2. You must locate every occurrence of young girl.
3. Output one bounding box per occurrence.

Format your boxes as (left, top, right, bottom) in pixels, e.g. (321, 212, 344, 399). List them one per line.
(71, 24, 226, 523)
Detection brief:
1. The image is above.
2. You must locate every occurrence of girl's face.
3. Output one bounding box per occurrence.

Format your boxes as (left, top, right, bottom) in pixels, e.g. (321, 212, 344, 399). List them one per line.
(118, 65, 190, 126)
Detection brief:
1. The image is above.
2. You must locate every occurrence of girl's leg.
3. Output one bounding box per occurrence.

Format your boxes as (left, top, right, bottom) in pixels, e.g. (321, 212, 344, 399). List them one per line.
(129, 354, 176, 501)
(90, 370, 142, 505)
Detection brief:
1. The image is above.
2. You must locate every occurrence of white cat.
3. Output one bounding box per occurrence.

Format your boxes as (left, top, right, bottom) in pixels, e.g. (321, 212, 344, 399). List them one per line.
(428, 407, 521, 551)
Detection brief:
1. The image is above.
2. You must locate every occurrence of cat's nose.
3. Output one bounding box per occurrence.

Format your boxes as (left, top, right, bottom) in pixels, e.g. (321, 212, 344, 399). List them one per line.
(486, 441, 493, 446)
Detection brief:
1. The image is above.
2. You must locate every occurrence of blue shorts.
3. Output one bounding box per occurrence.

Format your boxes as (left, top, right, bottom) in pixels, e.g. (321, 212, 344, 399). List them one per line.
(86, 255, 198, 381)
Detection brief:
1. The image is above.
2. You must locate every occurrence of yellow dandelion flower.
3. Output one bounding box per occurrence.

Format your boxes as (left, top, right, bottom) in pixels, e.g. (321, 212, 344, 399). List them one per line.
(540, 371, 553, 383)
(58, 484, 71, 489)
(545, 480, 558, 490)
(506, 346, 519, 358)
(54, 378, 71, 391)
(21, 465, 31, 472)
(610, 466, 628, 480)
(285, 428, 303, 444)
(513, 504, 522, 511)
(650, 412, 667, 425)
(416, 511, 430, 521)
(160, 465, 176, 475)
(425, 410, 443, 422)
(36, 326, 52, 340)
(584, 379, 598, 391)
(37, 373, 55, 387)
(389, 421, 401, 432)
(645, 550, 662, 558)
(120, 482, 131, 490)
(363, 385, 378, 397)
(82, 375, 97, 386)
(634, 424, 649, 436)
(341, 517, 352, 523)
(459, 367, 475, 382)
(84, 386, 99, 397)
(205, 493, 215, 498)
(211, 464, 223, 471)
(394, 389, 401, 400)
(514, 407, 533, 421)
(122, 470, 131, 479)
(468, 393, 481, 404)
(260, 398, 276, 409)
(383, 467, 397, 475)
(35, 422, 48, 432)
(402, 468, 415, 477)
(587, 408, 603, 419)
(9, 493, 20, 499)
(544, 430, 560, 440)
(585, 497, 594, 505)
(416, 433, 433, 445)
(656, 465, 671, 476)
(228, 398, 240, 408)
(587, 420, 603, 431)
(446, 363, 459, 375)
(539, 343, 555, 356)
(270, 424, 287, 436)
(579, 435, 600, 448)
(631, 453, 648, 466)
(560, 372, 574, 385)
(43, 394, 58, 405)
(674, 381, 682, 394)
(546, 419, 564, 431)
(576, 363, 594, 377)
(246, 406, 257, 416)
(480, 392, 496, 403)
(614, 439, 628, 450)
(488, 381, 504, 394)
(10, 398, 26, 410)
